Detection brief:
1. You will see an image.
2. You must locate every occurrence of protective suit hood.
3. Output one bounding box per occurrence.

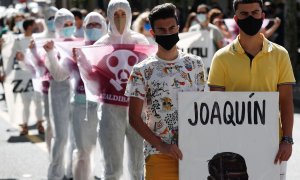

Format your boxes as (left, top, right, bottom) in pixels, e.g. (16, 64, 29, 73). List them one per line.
(45, 6, 58, 20)
(107, 0, 132, 36)
(41, 6, 58, 36)
(54, 8, 75, 38)
(54, 8, 75, 30)
(95, 0, 148, 45)
(83, 12, 107, 39)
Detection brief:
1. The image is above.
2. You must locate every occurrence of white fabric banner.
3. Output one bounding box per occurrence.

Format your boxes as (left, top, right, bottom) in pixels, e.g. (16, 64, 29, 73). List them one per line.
(24, 38, 84, 94)
(178, 92, 279, 180)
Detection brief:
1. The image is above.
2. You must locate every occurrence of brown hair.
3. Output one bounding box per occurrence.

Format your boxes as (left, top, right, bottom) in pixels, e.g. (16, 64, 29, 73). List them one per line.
(208, 8, 222, 24)
(233, 0, 263, 12)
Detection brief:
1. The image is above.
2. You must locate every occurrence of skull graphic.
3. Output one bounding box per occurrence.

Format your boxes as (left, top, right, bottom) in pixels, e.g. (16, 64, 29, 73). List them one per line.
(106, 49, 139, 91)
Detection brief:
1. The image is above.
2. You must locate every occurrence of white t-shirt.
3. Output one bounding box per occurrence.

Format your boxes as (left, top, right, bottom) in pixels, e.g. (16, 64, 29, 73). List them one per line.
(125, 51, 206, 158)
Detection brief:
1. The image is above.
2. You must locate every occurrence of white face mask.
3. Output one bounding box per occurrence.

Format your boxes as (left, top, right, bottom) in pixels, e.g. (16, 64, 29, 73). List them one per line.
(16, 20, 24, 32)
(59, 26, 75, 38)
(191, 20, 198, 26)
(85, 28, 102, 41)
(197, 14, 207, 23)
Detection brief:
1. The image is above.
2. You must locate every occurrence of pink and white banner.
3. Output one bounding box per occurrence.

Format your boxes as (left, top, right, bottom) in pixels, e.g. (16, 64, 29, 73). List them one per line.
(25, 38, 84, 94)
(53, 39, 85, 95)
(75, 44, 157, 106)
(25, 38, 50, 94)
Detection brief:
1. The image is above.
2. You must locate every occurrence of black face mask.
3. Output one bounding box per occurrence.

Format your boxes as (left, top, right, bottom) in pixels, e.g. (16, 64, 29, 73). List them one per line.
(237, 16, 263, 36)
(155, 32, 179, 50)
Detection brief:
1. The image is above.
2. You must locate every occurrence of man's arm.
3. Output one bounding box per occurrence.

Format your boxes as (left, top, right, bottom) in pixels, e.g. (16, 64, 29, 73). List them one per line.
(209, 86, 225, 91)
(261, 17, 281, 38)
(216, 40, 224, 50)
(274, 84, 294, 164)
(128, 97, 183, 160)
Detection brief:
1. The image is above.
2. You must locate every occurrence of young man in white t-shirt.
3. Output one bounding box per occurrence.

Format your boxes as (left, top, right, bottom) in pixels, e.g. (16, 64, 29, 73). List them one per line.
(7, 18, 45, 136)
(125, 3, 207, 179)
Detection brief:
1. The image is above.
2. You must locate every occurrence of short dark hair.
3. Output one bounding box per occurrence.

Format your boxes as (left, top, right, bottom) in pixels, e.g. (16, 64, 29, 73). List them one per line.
(233, 0, 263, 12)
(197, 4, 209, 13)
(70, 8, 83, 19)
(23, 18, 35, 31)
(148, 3, 178, 30)
(208, 152, 248, 180)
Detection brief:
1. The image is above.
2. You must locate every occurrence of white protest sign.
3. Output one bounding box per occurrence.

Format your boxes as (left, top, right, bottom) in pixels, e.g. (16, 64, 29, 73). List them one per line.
(178, 92, 279, 180)
(178, 31, 215, 73)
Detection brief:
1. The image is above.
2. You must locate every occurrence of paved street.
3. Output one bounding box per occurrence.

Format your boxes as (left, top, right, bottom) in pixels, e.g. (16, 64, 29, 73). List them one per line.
(0, 108, 107, 180)
(0, 96, 131, 180)
(0, 110, 49, 179)
(0, 100, 299, 179)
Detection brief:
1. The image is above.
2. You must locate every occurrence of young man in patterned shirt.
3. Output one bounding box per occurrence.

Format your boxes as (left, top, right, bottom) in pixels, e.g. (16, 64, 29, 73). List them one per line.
(125, 3, 206, 179)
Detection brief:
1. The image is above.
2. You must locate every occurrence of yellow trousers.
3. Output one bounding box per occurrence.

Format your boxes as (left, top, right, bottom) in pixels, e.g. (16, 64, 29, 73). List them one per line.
(145, 154, 179, 180)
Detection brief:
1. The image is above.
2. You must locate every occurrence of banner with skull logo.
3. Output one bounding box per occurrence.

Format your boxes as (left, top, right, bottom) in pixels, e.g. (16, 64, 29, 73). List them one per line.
(75, 44, 157, 106)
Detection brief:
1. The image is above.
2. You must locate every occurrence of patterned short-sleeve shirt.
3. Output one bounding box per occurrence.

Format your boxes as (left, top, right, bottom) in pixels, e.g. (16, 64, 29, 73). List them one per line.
(125, 51, 206, 158)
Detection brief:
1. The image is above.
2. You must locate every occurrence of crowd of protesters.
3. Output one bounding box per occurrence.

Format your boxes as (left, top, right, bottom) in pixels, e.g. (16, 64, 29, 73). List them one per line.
(0, 0, 296, 180)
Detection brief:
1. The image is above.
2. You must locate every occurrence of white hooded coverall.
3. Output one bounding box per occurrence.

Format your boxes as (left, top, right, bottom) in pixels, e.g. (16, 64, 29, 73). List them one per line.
(30, 5, 58, 153)
(45, 8, 74, 180)
(94, 0, 149, 179)
(46, 10, 108, 180)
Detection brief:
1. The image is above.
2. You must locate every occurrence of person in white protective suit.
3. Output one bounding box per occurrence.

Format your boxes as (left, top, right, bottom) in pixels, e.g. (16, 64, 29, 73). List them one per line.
(43, 8, 75, 180)
(94, 0, 149, 179)
(35, 6, 57, 39)
(71, 12, 107, 180)
(45, 11, 107, 180)
(28, 6, 58, 152)
(6, 18, 45, 136)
